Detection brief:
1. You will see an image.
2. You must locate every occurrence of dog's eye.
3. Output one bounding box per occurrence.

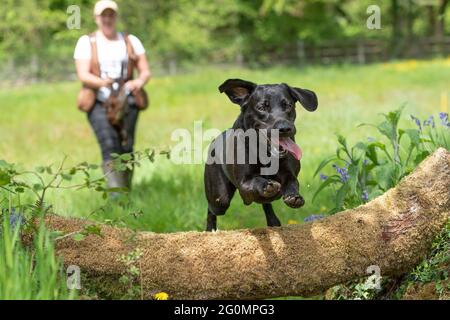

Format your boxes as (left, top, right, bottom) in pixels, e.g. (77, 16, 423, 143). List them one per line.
(282, 100, 293, 110)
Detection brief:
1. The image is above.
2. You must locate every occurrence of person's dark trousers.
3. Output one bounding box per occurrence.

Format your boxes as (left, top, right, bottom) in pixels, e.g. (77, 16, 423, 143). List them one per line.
(87, 99, 139, 191)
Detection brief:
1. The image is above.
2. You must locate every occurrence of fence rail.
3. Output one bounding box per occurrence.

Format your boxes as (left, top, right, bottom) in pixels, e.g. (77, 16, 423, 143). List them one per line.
(1, 37, 449, 86)
(282, 36, 450, 65)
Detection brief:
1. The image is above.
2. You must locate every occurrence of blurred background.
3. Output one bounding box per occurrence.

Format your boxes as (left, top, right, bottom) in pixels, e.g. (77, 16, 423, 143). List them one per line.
(0, 0, 449, 233)
(0, 0, 449, 81)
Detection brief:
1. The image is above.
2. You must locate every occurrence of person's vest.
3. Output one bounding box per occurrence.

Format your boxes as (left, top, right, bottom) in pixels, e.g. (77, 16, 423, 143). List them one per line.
(76, 32, 148, 112)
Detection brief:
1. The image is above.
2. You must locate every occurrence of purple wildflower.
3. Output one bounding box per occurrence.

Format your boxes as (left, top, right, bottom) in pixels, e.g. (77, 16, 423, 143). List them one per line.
(423, 116, 435, 128)
(10, 213, 24, 229)
(410, 115, 422, 131)
(362, 190, 369, 202)
(319, 173, 328, 181)
(439, 112, 449, 126)
(304, 214, 325, 223)
(2, 208, 25, 229)
(332, 164, 350, 183)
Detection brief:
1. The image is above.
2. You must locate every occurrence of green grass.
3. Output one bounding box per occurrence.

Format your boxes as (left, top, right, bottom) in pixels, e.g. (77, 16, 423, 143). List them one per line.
(0, 58, 449, 232)
(0, 215, 76, 299)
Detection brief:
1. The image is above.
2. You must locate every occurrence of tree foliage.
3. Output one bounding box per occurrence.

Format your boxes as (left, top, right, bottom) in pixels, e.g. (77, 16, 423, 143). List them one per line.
(0, 0, 448, 71)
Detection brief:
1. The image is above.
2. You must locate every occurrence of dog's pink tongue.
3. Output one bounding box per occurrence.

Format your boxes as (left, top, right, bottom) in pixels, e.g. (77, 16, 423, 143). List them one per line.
(279, 137, 302, 160)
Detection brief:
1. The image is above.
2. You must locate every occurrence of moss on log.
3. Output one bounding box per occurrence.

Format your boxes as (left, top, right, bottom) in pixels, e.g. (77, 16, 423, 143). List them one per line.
(46, 148, 450, 299)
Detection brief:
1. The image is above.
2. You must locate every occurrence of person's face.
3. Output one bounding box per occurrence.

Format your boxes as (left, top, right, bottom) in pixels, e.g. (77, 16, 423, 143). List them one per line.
(95, 9, 117, 35)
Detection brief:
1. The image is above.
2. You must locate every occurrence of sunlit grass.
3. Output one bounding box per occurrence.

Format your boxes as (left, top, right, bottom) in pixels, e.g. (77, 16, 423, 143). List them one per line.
(0, 215, 76, 299)
(0, 59, 448, 232)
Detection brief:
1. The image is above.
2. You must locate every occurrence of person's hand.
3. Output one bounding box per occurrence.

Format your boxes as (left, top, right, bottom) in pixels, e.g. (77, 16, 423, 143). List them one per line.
(101, 78, 114, 88)
(125, 79, 144, 94)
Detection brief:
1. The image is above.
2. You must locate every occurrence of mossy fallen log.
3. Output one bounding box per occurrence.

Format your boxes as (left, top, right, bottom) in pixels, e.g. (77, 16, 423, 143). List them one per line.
(45, 148, 450, 299)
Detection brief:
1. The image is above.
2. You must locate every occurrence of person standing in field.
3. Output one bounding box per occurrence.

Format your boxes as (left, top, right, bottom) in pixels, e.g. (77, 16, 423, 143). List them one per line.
(74, 0, 151, 191)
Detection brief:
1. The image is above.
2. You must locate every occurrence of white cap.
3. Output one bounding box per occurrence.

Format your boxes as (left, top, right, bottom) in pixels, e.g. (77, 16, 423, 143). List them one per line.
(94, 0, 118, 16)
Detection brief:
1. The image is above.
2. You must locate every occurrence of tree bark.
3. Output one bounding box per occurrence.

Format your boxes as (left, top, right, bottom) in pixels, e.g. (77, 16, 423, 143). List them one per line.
(436, 0, 448, 38)
(46, 148, 450, 300)
(390, 0, 403, 58)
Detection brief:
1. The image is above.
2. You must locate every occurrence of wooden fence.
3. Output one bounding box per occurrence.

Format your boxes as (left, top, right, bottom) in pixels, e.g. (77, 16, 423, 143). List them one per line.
(279, 36, 450, 65)
(1, 37, 449, 85)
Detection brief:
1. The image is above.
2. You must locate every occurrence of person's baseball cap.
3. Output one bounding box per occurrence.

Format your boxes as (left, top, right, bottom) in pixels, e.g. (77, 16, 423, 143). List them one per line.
(94, 0, 118, 16)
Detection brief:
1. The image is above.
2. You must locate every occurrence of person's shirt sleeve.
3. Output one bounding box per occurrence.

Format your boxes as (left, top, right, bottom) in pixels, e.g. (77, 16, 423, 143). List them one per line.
(128, 34, 146, 56)
(73, 35, 91, 60)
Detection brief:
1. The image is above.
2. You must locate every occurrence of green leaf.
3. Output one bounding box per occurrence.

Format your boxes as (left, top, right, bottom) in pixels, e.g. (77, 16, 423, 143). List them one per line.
(0, 159, 10, 168)
(404, 129, 421, 146)
(60, 173, 72, 181)
(376, 120, 395, 142)
(0, 170, 11, 186)
(82, 224, 103, 237)
(374, 163, 395, 191)
(347, 163, 359, 195)
(15, 187, 25, 193)
(120, 153, 132, 161)
(382, 109, 402, 128)
(354, 142, 368, 151)
(365, 144, 380, 165)
(313, 155, 337, 178)
(72, 234, 85, 242)
(368, 141, 392, 162)
(414, 150, 430, 165)
(335, 184, 349, 210)
(337, 134, 347, 149)
(35, 166, 45, 173)
(312, 175, 340, 203)
(33, 184, 43, 191)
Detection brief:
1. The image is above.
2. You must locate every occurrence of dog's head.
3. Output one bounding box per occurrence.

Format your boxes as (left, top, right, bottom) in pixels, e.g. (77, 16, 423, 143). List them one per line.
(219, 79, 318, 160)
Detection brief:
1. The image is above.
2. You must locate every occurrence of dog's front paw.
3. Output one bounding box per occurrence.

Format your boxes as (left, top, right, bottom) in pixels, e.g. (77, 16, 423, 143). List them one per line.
(283, 194, 305, 208)
(262, 180, 281, 198)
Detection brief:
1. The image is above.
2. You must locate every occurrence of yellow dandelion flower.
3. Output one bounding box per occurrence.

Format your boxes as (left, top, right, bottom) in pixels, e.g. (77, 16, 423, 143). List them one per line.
(154, 292, 169, 300)
(288, 220, 298, 225)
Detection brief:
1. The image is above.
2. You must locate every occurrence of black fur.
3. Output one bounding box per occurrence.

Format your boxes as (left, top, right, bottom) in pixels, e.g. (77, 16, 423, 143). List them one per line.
(204, 79, 318, 231)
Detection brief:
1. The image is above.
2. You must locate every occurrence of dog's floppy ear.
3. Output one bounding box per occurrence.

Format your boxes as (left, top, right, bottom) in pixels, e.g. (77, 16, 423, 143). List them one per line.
(219, 79, 257, 105)
(285, 85, 318, 112)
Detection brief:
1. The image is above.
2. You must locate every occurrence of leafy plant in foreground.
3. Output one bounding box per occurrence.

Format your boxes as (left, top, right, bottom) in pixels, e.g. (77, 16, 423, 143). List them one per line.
(0, 148, 168, 300)
(313, 108, 449, 213)
(316, 108, 449, 300)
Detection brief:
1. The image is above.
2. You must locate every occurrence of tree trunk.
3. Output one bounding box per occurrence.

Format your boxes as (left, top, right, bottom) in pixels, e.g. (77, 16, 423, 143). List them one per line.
(390, 0, 403, 58)
(427, 5, 436, 37)
(436, 0, 449, 38)
(45, 148, 450, 300)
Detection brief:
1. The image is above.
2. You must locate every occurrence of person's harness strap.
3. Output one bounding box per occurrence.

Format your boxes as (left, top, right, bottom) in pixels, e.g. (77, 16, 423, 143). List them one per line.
(76, 32, 149, 112)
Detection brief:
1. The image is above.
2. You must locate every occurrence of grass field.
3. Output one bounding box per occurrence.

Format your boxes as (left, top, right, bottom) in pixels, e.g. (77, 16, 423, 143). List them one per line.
(0, 58, 449, 233)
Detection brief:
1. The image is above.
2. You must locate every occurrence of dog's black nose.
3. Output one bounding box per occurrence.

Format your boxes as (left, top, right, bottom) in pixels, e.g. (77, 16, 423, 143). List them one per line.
(274, 121, 294, 135)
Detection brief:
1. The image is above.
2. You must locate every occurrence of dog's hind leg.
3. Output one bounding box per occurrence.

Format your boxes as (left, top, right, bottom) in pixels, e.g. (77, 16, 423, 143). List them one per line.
(262, 203, 281, 227)
(206, 209, 217, 232)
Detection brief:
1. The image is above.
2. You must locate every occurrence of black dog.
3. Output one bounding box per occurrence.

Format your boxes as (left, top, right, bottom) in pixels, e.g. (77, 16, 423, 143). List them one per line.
(204, 79, 318, 231)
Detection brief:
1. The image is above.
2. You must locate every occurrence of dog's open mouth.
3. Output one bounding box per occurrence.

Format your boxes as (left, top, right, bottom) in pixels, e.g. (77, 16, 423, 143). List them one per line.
(259, 130, 303, 160)
(271, 136, 302, 160)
